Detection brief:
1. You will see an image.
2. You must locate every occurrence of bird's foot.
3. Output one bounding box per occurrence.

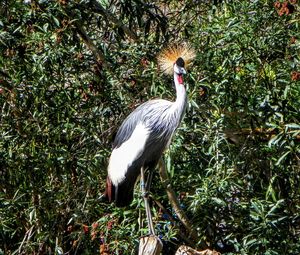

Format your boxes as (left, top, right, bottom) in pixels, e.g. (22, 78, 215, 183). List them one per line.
(142, 191, 150, 198)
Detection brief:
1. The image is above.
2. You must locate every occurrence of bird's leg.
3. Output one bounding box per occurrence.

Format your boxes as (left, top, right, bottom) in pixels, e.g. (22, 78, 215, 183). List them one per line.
(140, 167, 155, 235)
(145, 169, 154, 193)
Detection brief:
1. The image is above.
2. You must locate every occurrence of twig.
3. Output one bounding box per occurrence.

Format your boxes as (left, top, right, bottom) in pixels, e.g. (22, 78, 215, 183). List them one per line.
(151, 196, 195, 246)
(158, 158, 197, 241)
(74, 21, 107, 66)
(62, 6, 108, 67)
(90, 0, 138, 41)
(18, 226, 34, 254)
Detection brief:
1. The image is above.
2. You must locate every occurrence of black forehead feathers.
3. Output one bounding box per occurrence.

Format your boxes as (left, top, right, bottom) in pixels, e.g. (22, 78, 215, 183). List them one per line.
(176, 57, 185, 68)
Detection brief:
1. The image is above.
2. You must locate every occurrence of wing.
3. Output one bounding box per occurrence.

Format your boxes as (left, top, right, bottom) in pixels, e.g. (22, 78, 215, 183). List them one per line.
(113, 99, 172, 149)
(108, 99, 173, 185)
(106, 99, 177, 207)
(112, 108, 141, 149)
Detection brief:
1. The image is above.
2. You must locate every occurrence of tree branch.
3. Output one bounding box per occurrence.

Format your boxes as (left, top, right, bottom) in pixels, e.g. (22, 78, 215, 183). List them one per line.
(176, 246, 221, 255)
(74, 20, 107, 67)
(158, 158, 198, 241)
(89, 0, 138, 41)
(151, 196, 195, 246)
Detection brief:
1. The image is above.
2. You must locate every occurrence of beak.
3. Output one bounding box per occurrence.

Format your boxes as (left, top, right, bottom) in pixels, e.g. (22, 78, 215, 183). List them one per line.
(181, 67, 186, 75)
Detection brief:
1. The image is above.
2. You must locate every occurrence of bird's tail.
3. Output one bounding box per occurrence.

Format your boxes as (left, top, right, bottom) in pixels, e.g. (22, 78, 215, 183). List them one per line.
(104, 175, 136, 207)
(104, 176, 115, 203)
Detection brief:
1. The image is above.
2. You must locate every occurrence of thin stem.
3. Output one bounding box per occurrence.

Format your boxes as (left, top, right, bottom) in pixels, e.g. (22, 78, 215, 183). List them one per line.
(90, 0, 138, 41)
(74, 21, 106, 66)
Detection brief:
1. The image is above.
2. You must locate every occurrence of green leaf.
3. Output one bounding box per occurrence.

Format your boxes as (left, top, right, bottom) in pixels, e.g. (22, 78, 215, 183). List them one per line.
(275, 151, 290, 166)
(52, 16, 60, 27)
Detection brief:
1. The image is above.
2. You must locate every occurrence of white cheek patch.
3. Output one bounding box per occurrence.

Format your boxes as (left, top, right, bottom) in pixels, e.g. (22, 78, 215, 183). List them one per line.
(108, 123, 149, 185)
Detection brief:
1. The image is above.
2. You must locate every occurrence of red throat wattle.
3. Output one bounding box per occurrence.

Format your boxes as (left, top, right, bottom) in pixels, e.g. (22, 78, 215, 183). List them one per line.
(177, 74, 184, 84)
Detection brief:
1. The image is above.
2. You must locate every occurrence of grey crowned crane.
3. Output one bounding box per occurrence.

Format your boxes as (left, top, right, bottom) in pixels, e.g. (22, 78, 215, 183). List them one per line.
(105, 45, 195, 208)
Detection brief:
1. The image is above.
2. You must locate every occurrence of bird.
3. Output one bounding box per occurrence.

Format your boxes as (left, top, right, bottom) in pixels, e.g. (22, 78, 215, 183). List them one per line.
(104, 44, 195, 207)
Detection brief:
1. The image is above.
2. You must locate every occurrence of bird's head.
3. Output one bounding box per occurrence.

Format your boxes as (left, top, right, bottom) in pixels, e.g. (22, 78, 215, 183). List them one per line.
(174, 57, 186, 85)
(157, 44, 195, 79)
(174, 57, 186, 75)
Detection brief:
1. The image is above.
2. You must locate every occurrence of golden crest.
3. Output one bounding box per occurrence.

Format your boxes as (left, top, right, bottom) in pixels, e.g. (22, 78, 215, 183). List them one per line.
(157, 43, 196, 75)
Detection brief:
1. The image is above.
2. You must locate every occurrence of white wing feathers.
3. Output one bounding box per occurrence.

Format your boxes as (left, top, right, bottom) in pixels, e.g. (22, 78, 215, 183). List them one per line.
(108, 123, 149, 185)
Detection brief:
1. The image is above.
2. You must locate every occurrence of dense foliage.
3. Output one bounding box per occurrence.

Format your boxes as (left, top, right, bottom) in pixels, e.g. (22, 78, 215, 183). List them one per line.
(1, 0, 299, 254)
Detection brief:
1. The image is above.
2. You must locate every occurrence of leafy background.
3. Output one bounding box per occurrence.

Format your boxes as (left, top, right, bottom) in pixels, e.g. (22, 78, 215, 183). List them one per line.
(0, 0, 299, 254)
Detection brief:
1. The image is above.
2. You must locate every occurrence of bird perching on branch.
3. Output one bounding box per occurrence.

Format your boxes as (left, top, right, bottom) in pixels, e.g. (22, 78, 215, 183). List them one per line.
(105, 44, 196, 207)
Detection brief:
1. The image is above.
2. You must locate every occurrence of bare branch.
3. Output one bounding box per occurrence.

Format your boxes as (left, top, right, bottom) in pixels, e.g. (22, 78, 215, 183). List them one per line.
(176, 246, 221, 255)
(89, 0, 138, 41)
(151, 196, 195, 246)
(158, 158, 198, 241)
(74, 20, 107, 66)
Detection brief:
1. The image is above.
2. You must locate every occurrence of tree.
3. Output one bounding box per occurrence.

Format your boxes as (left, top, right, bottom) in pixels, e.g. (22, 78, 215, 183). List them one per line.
(0, 0, 299, 254)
